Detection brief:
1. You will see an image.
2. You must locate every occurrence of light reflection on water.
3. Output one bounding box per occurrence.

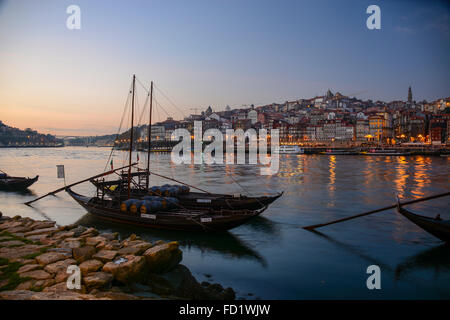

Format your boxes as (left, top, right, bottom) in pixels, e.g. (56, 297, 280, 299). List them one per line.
(0, 147, 449, 299)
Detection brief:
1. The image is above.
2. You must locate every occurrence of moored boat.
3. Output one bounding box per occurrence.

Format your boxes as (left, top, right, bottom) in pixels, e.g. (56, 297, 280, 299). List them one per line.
(273, 145, 304, 154)
(396, 197, 450, 242)
(67, 188, 266, 232)
(362, 149, 411, 156)
(320, 149, 359, 155)
(0, 172, 39, 191)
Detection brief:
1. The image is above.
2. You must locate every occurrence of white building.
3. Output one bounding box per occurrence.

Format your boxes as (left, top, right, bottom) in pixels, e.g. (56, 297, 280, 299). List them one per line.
(247, 109, 258, 124)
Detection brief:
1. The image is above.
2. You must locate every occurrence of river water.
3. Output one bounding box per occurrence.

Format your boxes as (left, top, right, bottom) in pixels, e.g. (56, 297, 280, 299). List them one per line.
(0, 147, 449, 299)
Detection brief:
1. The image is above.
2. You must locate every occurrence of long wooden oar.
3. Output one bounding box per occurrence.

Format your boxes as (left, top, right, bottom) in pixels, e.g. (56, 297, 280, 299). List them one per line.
(302, 191, 450, 230)
(24, 163, 137, 205)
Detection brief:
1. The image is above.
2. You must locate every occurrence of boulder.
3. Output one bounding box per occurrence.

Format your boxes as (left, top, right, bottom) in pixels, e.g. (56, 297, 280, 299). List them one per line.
(33, 279, 56, 289)
(83, 272, 113, 290)
(117, 246, 141, 256)
(142, 241, 182, 273)
(0, 244, 45, 260)
(85, 236, 107, 247)
(54, 271, 69, 283)
(16, 280, 34, 290)
(72, 246, 96, 263)
(60, 238, 81, 249)
(99, 233, 118, 241)
(24, 227, 57, 237)
(46, 247, 72, 258)
(146, 264, 205, 299)
(0, 240, 25, 247)
(92, 250, 118, 263)
(36, 252, 67, 266)
(71, 225, 87, 237)
(53, 231, 75, 240)
(44, 258, 76, 274)
(18, 264, 41, 274)
(30, 221, 55, 231)
(147, 265, 235, 300)
(80, 228, 99, 238)
(79, 259, 103, 275)
(20, 270, 53, 280)
(103, 255, 146, 284)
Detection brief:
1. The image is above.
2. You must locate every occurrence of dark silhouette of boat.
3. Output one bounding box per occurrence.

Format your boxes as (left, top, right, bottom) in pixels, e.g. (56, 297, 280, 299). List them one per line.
(396, 197, 450, 242)
(0, 172, 38, 191)
(67, 188, 266, 232)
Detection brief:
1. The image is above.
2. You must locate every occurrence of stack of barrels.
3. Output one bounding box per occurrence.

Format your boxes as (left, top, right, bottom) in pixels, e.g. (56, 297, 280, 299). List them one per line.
(120, 184, 189, 216)
(148, 184, 190, 197)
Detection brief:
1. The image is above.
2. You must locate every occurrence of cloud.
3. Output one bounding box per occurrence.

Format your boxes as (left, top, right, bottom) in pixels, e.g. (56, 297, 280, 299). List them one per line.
(426, 13, 450, 37)
(394, 26, 415, 34)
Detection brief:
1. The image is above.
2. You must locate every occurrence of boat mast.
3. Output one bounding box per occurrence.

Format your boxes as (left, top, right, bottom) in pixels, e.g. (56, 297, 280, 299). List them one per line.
(127, 74, 136, 199)
(146, 81, 153, 189)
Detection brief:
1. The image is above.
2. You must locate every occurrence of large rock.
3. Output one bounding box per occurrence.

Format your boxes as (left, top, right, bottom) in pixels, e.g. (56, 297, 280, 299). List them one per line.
(72, 246, 96, 263)
(33, 279, 56, 289)
(99, 233, 118, 241)
(92, 250, 118, 263)
(147, 265, 235, 300)
(83, 272, 113, 290)
(30, 221, 56, 231)
(146, 264, 205, 299)
(0, 244, 46, 260)
(142, 241, 182, 273)
(20, 270, 53, 280)
(44, 258, 77, 274)
(24, 227, 57, 237)
(103, 255, 146, 284)
(18, 264, 41, 274)
(53, 231, 75, 240)
(0, 240, 25, 247)
(36, 252, 67, 266)
(79, 259, 103, 275)
(0, 221, 23, 231)
(80, 228, 99, 238)
(59, 238, 81, 249)
(85, 236, 107, 247)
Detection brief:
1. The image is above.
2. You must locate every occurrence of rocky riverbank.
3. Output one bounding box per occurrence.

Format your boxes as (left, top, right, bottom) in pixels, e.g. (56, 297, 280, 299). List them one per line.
(0, 213, 235, 300)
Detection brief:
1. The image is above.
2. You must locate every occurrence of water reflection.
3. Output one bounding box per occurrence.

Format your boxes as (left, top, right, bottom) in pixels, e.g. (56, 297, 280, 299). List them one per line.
(395, 244, 450, 280)
(327, 156, 336, 204)
(75, 214, 268, 267)
(309, 229, 392, 272)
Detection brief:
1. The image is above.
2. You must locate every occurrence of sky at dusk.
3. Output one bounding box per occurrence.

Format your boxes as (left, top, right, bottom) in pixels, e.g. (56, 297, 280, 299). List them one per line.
(0, 0, 449, 135)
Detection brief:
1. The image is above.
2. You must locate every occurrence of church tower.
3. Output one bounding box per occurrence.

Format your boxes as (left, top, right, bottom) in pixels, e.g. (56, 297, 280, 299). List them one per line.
(407, 86, 412, 104)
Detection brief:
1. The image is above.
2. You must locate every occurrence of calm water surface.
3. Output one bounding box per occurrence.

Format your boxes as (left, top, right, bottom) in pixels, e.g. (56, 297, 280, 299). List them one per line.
(0, 147, 449, 299)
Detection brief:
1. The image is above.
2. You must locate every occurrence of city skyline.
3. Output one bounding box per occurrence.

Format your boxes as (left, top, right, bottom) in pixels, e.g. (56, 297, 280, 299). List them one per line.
(1, 0, 449, 135)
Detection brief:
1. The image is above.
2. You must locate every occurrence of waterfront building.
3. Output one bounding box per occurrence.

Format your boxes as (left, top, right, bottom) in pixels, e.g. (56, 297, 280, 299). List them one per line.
(369, 115, 383, 141)
(247, 109, 258, 124)
(356, 119, 370, 141)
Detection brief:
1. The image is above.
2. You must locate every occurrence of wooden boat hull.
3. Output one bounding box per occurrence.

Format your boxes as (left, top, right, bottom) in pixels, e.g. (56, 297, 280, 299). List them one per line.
(397, 199, 450, 242)
(66, 188, 266, 232)
(0, 175, 39, 191)
(90, 180, 282, 210)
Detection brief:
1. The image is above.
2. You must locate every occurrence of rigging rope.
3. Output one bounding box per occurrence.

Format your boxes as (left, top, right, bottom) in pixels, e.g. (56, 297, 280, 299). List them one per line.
(103, 80, 133, 172)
